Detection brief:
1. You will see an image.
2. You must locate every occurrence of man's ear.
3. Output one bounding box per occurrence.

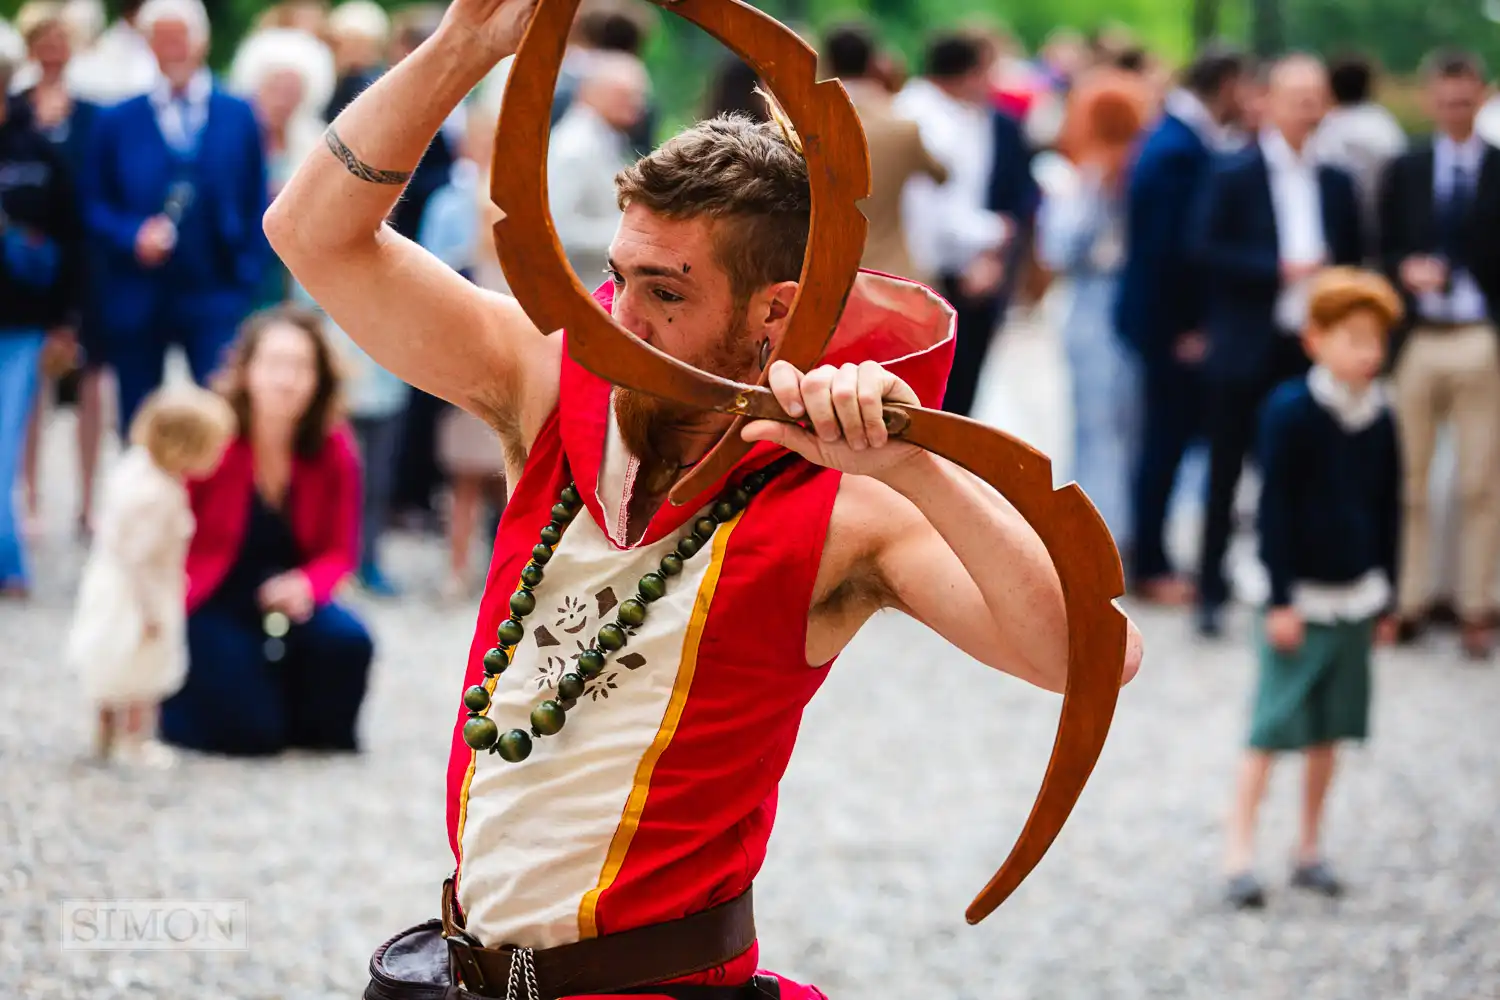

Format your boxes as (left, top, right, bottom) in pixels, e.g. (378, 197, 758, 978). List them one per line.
(756, 280, 800, 341)
(1299, 328, 1321, 360)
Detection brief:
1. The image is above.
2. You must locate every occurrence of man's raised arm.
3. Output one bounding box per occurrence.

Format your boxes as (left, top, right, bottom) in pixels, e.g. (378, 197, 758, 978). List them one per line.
(264, 0, 547, 428)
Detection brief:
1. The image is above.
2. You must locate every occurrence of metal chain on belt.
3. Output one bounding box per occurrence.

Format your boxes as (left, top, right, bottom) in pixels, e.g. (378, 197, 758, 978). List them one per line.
(504, 945, 539, 1000)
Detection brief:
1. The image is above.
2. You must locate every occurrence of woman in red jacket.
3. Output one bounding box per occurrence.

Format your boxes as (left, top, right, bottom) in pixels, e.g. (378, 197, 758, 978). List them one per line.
(160, 305, 373, 755)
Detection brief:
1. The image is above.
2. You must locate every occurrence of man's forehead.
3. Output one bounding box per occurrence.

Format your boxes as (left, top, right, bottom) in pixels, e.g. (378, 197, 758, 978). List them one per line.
(610, 208, 723, 279)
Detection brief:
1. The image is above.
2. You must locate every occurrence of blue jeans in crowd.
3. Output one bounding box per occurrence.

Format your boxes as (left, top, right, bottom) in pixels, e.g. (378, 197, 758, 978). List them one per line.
(0, 330, 46, 589)
(1060, 277, 1142, 552)
(351, 413, 405, 589)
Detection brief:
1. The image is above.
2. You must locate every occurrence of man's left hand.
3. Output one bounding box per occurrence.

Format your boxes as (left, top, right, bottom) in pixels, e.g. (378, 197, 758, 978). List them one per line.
(40, 327, 79, 378)
(741, 359, 922, 480)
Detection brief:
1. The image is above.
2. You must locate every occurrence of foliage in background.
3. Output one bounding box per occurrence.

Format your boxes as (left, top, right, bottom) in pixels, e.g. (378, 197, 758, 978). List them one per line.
(1287, 0, 1497, 73)
(2, 0, 1475, 129)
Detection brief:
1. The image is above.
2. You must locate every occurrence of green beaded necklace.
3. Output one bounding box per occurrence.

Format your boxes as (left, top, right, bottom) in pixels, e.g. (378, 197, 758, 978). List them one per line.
(460, 461, 786, 764)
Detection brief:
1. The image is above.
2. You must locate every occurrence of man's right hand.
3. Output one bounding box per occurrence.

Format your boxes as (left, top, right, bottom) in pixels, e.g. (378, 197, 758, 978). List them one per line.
(1280, 259, 1323, 286)
(958, 249, 1005, 300)
(1173, 330, 1208, 364)
(1400, 255, 1448, 296)
(436, 0, 541, 63)
(134, 216, 176, 268)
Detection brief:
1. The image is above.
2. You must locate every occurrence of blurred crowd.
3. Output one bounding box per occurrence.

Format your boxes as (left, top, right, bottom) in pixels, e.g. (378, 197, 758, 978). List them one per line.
(805, 23, 1500, 658)
(2, 0, 1499, 765)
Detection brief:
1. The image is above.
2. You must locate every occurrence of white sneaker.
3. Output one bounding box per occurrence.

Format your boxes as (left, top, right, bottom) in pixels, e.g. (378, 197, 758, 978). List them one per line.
(439, 573, 473, 602)
(117, 739, 178, 770)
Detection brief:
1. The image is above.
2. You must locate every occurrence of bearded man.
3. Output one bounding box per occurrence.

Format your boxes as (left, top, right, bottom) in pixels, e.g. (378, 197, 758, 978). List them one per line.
(266, 0, 1144, 997)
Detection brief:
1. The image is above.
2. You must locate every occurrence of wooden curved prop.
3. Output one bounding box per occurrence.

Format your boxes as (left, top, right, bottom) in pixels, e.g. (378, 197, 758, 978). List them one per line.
(492, 0, 1125, 925)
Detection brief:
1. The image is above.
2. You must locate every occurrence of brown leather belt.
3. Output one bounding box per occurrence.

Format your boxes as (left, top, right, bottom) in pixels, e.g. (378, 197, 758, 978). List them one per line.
(439, 877, 757, 999)
(1416, 319, 1490, 331)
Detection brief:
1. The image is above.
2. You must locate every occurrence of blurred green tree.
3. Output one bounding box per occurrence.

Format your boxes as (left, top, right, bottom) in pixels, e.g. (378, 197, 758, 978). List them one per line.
(0, 0, 1487, 119)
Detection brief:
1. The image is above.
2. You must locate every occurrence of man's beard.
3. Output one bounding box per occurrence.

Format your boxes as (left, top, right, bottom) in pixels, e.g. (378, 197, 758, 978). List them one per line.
(613, 316, 758, 498)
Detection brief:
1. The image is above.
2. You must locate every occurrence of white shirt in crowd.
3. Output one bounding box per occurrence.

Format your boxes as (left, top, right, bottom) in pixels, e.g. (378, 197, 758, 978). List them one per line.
(547, 102, 631, 290)
(1163, 87, 1240, 153)
(148, 66, 212, 154)
(1313, 100, 1406, 232)
(1475, 93, 1500, 148)
(892, 77, 1009, 280)
(1423, 131, 1488, 325)
(1261, 127, 1326, 333)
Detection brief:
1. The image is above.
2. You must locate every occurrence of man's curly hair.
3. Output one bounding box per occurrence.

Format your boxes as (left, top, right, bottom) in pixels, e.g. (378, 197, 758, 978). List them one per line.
(614, 113, 811, 300)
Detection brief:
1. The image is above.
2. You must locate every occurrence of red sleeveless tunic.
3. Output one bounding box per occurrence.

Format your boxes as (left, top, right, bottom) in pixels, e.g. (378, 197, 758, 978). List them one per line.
(444, 272, 955, 997)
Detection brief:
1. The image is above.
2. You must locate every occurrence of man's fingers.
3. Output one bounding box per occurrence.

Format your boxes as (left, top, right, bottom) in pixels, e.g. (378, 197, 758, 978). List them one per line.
(830, 364, 867, 450)
(741, 418, 820, 459)
(857, 361, 889, 448)
(800, 366, 840, 442)
(766, 360, 805, 418)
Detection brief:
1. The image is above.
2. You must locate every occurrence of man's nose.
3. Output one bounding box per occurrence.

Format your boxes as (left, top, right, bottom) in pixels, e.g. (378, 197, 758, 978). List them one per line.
(610, 293, 642, 337)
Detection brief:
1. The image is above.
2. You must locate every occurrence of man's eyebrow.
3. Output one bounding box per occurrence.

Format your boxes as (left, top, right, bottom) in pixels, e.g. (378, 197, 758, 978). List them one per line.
(607, 256, 690, 279)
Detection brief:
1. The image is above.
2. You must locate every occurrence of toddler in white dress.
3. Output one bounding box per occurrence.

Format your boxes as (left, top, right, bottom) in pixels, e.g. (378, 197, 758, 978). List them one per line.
(65, 385, 236, 766)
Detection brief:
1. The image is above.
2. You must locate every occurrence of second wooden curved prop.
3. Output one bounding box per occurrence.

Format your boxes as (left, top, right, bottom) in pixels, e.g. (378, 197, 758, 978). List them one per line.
(492, 0, 1125, 926)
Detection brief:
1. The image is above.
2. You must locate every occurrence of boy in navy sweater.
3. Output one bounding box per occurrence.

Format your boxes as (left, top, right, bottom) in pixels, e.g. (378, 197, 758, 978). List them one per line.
(1223, 267, 1403, 909)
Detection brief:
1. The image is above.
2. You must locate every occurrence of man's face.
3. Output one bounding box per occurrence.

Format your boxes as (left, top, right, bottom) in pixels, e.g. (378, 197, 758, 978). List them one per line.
(605, 204, 766, 482)
(606, 204, 750, 374)
(955, 65, 994, 106)
(1268, 64, 1329, 146)
(1206, 73, 1246, 128)
(257, 68, 306, 131)
(29, 23, 72, 74)
(1233, 76, 1264, 131)
(587, 72, 646, 132)
(334, 33, 382, 72)
(149, 18, 203, 85)
(1428, 73, 1484, 138)
(1043, 37, 1088, 81)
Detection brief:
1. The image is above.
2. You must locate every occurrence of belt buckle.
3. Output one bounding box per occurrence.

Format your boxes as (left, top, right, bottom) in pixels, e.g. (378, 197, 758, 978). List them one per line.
(445, 932, 541, 1000)
(445, 928, 489, 994)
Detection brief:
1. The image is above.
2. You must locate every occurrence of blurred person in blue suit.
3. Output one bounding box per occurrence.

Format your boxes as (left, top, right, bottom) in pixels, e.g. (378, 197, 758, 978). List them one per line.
(81, 0, 268, 428)
(1115, 44, 1249, 605)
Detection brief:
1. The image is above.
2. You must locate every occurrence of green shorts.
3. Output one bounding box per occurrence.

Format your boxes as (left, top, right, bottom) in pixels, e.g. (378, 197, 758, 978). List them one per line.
(1248, 616, 1374, 751)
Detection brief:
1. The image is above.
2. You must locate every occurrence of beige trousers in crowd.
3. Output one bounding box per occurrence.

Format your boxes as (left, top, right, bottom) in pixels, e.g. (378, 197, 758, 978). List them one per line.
(1393, 324, 1500, 621)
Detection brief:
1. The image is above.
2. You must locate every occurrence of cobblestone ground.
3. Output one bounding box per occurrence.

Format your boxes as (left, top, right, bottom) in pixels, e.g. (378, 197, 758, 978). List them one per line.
(4, 326, 1498, 999)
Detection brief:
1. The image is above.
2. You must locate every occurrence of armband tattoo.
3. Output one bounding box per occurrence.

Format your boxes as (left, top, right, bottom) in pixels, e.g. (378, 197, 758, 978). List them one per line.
(324, 126, 413, 185)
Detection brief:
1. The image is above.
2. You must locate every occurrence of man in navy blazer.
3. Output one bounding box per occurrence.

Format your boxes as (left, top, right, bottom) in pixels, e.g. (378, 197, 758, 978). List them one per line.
(82, 0, 268, 427)
(1189, 54, 1363, 634)
(1115, 45, 1249, 605)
